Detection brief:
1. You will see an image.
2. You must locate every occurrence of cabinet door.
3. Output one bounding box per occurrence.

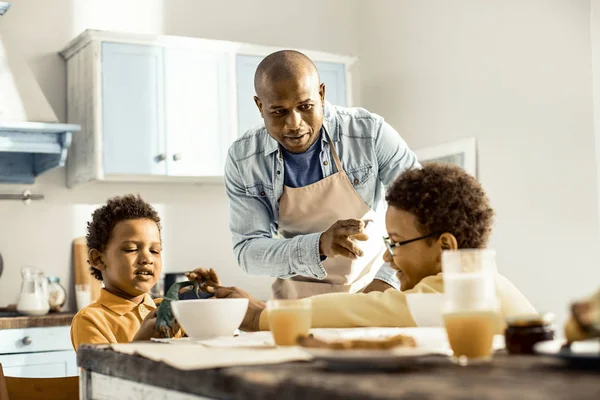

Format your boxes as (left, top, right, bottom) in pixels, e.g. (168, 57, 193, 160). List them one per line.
(314, 61, 347, 108)
(236, 55, 348, 137)
(236, 55, 263, 138)
(0, 350, 77, 378)
(164, 48, 231, 177)
(102, 42, 166, 176)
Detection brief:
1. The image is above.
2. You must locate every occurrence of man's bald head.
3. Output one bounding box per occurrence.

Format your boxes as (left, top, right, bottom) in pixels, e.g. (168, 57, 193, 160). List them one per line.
(252, 50, 326, 153)
(254, 50, 320, 98)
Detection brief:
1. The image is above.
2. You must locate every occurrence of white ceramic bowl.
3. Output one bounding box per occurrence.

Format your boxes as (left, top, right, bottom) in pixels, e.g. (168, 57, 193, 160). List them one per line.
(170, 298, 249, 339)
(406, 293, 443, 327)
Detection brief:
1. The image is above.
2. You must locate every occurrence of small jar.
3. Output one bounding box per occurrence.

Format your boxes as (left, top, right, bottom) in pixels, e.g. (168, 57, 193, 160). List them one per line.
(505, 313, 555, 355)
(47, 276, 67, 312)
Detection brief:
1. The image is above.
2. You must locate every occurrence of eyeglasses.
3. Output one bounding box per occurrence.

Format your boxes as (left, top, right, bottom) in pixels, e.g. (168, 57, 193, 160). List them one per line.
(383, 233, 440, 254)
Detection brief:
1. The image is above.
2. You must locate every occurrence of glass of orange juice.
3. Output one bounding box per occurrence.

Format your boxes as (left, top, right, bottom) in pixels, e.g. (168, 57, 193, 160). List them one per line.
(442, 249, 499, 366)
(267, 299, 312, 346)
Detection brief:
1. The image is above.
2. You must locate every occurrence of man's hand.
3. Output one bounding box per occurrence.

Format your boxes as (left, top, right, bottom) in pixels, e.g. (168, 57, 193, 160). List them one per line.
(132, 309, 159, 342)
(208, 285, 265, 332)
(362, 279, 395, 293)
(185, 267, 220, 292)
(319, 219, 369, 260)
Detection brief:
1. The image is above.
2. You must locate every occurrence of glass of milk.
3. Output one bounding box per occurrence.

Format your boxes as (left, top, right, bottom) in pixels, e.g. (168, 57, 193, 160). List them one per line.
(441, 249, 499, 365)
(75, 284, 92, 311)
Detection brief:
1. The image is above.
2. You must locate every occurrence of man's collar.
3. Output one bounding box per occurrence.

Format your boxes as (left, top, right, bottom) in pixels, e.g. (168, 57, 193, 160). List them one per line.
(264, 101, 338, 156)
(98, 288, 156, 316)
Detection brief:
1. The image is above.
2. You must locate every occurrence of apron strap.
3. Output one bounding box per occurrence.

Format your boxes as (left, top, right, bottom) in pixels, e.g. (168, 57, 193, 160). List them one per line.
(324, 130, 344, 173)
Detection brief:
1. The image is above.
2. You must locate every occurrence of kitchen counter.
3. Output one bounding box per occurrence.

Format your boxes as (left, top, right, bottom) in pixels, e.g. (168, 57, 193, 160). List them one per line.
(78, 345, 600, 400)
(0, 312, 75, 329)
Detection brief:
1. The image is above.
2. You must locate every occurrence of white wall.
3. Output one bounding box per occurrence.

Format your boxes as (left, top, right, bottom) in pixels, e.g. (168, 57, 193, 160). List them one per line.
(358, 0, 600, 329)
(0, 0, 360, 308)
(592, 0, 600, 237)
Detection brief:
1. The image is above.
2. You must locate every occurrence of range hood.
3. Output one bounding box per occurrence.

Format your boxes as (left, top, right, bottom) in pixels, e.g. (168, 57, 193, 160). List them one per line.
(0, 2, 79, 184)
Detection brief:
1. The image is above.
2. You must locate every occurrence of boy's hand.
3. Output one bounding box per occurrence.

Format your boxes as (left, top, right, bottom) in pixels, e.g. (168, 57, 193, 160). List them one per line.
(210, 286, 265, 331)
(362, 279, 395, 293)
(185, 267, 220, 292)
(132, 309, 159, 342)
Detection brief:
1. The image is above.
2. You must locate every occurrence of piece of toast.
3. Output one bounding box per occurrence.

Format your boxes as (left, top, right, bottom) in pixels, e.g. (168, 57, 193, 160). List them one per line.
(564, 286, 600, 343)
(297, 333, 416, 350)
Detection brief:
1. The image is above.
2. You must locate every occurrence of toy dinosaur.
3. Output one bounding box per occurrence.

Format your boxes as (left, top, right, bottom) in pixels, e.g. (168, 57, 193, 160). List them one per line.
(156, 280, 208, 338)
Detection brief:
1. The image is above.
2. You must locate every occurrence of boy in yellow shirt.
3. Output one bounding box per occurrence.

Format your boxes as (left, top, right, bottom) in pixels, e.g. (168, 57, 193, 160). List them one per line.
(71, 195, 166, 351)
(194, 163, 536, 331)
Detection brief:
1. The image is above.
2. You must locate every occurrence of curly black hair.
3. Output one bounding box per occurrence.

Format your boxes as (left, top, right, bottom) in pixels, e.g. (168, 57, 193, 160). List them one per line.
(86, 194, 161, 281)
(385, 163, 494, 249)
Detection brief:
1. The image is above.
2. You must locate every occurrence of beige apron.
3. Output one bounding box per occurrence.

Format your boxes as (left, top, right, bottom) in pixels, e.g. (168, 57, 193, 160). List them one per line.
(272, 132, 387, 299)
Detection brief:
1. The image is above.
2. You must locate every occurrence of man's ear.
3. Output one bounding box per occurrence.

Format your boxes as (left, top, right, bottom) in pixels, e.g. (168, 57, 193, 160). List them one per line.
(438, 233, 458, 251)
(319, 83, 326, 106)
(88, 249, 106, 271)
(253, 96, 264, 117)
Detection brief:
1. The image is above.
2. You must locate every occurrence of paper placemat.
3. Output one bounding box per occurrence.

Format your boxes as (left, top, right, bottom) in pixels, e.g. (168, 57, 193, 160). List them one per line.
(151, 331, 275, 347)
(111, 341, 311, 370)
(120, 328, 504, 370)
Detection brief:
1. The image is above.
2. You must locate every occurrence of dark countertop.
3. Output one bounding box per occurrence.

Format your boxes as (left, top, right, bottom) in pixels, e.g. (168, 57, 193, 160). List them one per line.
(0, 312, 75, 329)
(78, 345, 600, 400)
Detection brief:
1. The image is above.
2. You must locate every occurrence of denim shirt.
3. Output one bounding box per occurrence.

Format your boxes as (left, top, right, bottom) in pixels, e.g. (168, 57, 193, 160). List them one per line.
(224, 103, 420, 289)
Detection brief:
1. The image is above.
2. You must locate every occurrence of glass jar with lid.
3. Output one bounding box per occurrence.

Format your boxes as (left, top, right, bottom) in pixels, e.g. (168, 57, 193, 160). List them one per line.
(47, 276, 67, 312)
(505, 313, 555, 354)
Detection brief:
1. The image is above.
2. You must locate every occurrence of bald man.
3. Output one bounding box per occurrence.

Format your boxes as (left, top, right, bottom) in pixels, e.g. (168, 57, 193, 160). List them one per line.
(225, 50, 419, 299)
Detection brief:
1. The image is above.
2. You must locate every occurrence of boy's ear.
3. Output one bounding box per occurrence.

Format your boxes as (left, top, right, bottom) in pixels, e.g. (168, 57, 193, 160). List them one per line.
(88, 249, 106, 271)
(438, 233, 458, 251)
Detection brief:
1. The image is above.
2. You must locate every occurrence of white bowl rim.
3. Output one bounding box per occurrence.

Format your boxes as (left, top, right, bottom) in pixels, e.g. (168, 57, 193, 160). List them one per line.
(170, 298, 249, 305)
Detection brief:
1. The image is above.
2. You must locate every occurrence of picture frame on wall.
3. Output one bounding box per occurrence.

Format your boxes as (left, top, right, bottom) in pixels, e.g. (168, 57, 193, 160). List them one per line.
(413, 137, 477, 178)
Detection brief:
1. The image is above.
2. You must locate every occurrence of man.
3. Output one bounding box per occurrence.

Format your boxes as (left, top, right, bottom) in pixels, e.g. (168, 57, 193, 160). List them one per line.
(224, 50, 419, 299)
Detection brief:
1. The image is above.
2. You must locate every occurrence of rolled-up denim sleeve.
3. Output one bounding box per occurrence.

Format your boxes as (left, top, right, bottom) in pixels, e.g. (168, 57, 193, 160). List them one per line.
(225, 152, 326, 280)
(374, 262, 400, 290)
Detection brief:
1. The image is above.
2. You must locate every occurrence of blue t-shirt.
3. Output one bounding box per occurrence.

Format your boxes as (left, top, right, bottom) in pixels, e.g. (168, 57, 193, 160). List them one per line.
(281, 131, 324, 188)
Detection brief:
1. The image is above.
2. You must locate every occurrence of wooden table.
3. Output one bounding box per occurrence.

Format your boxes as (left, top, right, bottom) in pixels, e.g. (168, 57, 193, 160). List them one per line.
(77, 345, 600, 400)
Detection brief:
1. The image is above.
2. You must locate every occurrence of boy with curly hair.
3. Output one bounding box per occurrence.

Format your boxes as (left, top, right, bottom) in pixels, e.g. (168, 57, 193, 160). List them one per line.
(204, 163, 537, 331)
(71, 195, 166, 350)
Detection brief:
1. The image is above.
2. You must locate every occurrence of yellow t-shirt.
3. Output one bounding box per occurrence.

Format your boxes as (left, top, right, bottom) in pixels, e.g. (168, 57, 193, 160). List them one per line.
(259, 273, 537, 330)
(70, 289, 158, 351)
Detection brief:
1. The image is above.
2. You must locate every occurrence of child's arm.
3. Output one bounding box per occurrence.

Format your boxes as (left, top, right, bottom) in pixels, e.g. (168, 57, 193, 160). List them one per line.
(259, 274, 445, 330)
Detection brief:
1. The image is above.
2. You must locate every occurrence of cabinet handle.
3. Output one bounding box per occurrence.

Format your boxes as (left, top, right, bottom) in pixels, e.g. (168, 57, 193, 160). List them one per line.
(22, 336, 32, 346)
(172, 153, 182, 162)
(155, 153, 167, 162)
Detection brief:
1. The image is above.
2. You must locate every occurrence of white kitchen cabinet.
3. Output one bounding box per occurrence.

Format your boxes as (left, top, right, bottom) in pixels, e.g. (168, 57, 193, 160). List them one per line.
(102, 42, 166, 176)
(61, 34, 233, 187)
(0, 326, 76, 378)
(164, 47, 232, 177)
(101, 43, 232, 178)
(0, 350, 77, 378)
(60, 30, 355, 187)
